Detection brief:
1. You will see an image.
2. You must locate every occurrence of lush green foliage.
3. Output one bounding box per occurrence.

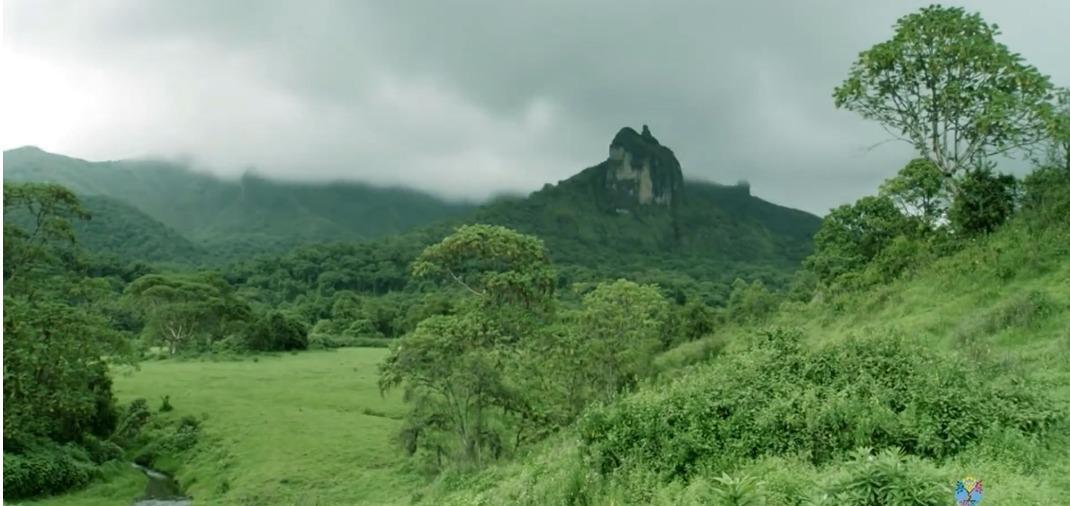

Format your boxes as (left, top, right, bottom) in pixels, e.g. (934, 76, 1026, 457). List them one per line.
(834, 5, 1054, 179)
(3, 443, 97, 499)
(125, 272, 251, 355)
(879, 158, 948, 231)
(381, 225, 558, 468)
(244, 311, 309, 351)
(805, 195, 910, 285)
(579, 328, 1059, 479)
(948, 167, 1019, 236)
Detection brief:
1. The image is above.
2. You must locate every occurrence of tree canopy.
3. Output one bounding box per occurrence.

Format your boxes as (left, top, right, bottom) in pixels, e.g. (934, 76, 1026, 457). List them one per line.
(834, 5, 1054, 180)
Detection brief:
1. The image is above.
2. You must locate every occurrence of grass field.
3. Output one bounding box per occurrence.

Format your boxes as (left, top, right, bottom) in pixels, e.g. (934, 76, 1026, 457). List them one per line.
(29, 348, 424, 506)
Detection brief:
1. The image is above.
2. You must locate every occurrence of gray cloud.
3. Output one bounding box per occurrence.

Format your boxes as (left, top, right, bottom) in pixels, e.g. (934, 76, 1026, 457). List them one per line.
(4, 0, 1068, 214)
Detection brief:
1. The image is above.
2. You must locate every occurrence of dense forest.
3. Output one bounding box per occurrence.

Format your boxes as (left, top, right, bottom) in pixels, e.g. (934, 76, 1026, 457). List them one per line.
(4, 4, 1070, 505)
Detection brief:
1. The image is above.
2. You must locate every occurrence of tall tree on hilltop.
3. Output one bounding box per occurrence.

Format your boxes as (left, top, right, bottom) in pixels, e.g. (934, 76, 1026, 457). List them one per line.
(834, 5, 1054, 182)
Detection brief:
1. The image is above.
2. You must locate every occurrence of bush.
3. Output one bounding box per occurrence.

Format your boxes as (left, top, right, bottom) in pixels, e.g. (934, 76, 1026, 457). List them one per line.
(579, 328, 1061, 480)
(245, 311, 309, 351)
(949, 168, 1018, 237)
(1020, 165, 1070, 226)
(307, 333, 379, 350)
(81, 434, 123, 464)
(111, 398, 152, 447)
(2, 444, 95, 500)
(812, 448, 946, 506)
(159, 395, 174, 413)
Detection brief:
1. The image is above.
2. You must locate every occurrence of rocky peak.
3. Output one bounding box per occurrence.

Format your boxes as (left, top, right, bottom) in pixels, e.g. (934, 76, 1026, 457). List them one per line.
(602, 125, 683, 211)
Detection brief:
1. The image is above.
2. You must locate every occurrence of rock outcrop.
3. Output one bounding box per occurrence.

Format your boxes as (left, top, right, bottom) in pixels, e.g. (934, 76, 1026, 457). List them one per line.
(600, 125, 684, 212)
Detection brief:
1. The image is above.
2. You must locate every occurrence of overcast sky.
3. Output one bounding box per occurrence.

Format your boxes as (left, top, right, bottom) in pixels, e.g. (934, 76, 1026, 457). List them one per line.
(3, 1, 1068, 214)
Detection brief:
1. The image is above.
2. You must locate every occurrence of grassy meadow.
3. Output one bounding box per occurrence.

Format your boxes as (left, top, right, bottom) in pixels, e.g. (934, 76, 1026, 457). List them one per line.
(27, 348, 423, 505)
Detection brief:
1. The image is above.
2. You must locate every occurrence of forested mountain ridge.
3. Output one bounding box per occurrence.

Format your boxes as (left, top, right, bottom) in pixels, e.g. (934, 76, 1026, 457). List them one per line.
(471, 126, 821, 296)
(219, 127, 821, 318)
(2, 146, 478, 261)
(6, 130, 820, 303)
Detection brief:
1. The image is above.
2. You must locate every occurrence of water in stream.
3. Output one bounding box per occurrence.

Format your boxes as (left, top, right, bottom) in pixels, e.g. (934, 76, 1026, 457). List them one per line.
(131, 463, 191, 506)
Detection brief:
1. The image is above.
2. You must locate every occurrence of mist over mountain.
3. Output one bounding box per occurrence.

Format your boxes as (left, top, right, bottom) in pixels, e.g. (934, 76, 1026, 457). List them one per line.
(3, 145, 477, 260)
(5, 126, 819, 288)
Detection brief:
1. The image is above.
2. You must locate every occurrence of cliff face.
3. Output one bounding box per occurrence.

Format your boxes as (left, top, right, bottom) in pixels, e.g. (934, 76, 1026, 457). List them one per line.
(601, 125, 684, 212)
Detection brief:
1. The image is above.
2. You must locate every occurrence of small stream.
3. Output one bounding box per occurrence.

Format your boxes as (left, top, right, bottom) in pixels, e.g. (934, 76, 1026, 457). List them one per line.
(131, 463, 191, 505)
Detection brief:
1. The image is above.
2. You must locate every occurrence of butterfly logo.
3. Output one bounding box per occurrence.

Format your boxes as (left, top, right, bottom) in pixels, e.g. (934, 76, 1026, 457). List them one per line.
(955, 477, 983, 505)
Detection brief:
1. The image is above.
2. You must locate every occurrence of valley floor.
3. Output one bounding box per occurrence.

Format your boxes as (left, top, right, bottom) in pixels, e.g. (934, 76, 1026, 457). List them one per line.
(27, 349, 424, 506)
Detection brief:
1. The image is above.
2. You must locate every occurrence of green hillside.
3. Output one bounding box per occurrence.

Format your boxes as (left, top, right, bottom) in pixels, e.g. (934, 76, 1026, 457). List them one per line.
(3, 146, 477, 260)
(417, 183, 1070, 505)
(76, 196, 209, 265)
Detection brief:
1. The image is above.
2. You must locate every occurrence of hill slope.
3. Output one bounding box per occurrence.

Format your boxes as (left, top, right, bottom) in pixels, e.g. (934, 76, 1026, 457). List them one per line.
(3, 146, 477, 260)
(420, 204, 1070, 505)
(75, 196, 210, 265)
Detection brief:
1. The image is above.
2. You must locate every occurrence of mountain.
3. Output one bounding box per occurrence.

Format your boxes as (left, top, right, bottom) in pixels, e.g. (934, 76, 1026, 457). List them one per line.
(221, 126, 822, 311)
(473, 126, 821, 294)
(75, 196, 210, 265)
(5, 129, 819, 296)
(3, 146, 477, 261)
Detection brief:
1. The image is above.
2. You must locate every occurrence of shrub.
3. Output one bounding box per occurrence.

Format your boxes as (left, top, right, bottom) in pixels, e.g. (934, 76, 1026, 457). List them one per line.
(812, 448, 946, 506)
(2, 444, 95, 500)
(81, 434, 123, 464)
(579, 328, 1061, 480)
(166, 416, 201, 452)
(245, 311, 308, 351)
(949, 168, 1018, 237)
(111, 398, 152, 447)
(159, 395, 174, 413)
(1020, 165, 1070, 226)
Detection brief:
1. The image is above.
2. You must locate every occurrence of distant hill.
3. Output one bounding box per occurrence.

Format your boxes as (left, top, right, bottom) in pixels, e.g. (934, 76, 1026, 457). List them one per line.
(224, 126, 822, 307)
(472, 126, 822, 294)
(76, 196, 210, 265)
(5, 130, 819, 295)
(3, 146, 477, 261)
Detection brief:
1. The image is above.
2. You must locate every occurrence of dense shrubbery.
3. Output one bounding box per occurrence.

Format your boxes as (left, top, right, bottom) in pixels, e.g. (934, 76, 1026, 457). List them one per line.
(579, 328, 1061, 480)
(812, 448, 946, 506)
(3, 443, 96, 499)
(244, 311, 309, 351)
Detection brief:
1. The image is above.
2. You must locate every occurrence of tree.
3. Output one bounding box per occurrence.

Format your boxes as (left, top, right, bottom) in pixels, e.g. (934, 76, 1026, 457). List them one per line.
(381, 225, 555, 467)
(805, 196, 910, 285)
(1035, 88, 1070, 172)
(879, 158, 949, 230)
(834, 5, 1054, 181)
(411, 224, 554, 310)
(245, 311, 309, 351)
(727, 278, 779, 322)
(949, 167, 1018, 236)
(574, 280, 669, 398)
(3, 297, 123, 448)
(380, 312, 512, 466)
(3, 182, 88, 288)
(2, 183, 129, 454)
(125, 273, 250, 354)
